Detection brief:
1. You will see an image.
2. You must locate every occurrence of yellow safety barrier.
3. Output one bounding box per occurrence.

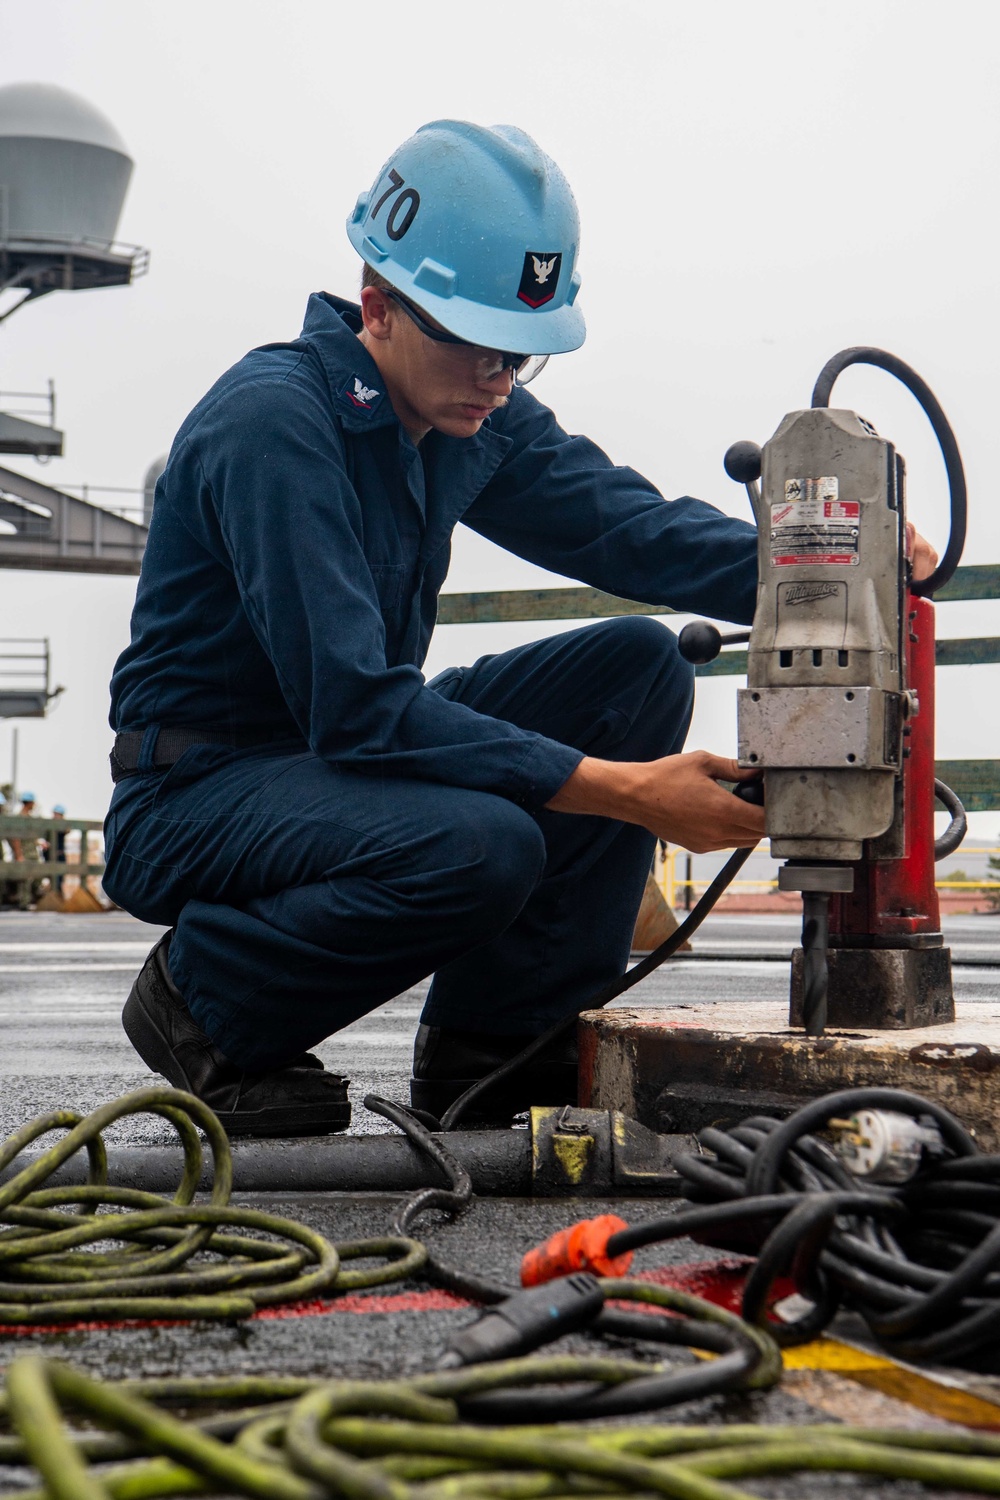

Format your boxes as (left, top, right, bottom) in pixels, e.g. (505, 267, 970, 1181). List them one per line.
(655, 845, 1000, 908)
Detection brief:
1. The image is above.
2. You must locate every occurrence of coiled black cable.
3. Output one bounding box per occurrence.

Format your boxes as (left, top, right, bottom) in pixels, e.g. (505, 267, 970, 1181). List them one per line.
(602, 1087, 1000, 1366)
(366, 1096, 784, 1417)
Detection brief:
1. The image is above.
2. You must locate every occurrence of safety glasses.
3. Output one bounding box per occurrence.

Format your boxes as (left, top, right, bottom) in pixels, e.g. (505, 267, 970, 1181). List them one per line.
(384, 290, 549, 387)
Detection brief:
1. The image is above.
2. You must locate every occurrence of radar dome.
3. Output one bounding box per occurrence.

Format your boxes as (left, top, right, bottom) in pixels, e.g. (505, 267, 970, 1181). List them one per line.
(0, 82, 133, 247)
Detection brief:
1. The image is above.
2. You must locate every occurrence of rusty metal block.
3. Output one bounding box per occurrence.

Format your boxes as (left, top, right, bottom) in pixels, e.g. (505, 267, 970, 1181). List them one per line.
(578, 1002, 1000, 1149)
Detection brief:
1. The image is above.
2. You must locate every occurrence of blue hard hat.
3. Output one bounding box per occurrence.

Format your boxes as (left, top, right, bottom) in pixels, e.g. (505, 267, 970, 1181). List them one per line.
(347, 120, 585, 357)
(52, 804, 66, 814)
(19, 792, 35, 802)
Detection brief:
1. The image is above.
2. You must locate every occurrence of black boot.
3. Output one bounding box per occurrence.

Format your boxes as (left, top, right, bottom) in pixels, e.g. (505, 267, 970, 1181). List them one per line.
(409, 1023, 578, 1124)
(122, 933, 351, 1137)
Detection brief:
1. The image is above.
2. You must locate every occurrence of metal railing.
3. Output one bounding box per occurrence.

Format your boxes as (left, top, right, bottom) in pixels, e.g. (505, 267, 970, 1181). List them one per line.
(437, 560, 1000, 817)
(0, 381, 55, 427)
(0, 231, 149, 272)
(0, 639, 54, 718)
(0, 638, 48, 685)
(0, 815, 105, 911)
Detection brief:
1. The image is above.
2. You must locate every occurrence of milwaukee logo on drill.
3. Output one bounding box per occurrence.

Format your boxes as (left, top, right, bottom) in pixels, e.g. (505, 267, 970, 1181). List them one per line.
(784, 582, 842, 605)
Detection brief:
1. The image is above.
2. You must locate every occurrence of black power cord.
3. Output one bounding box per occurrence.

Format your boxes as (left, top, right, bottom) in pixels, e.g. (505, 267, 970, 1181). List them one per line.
(453, 1281, 774, 1422)
(364, 1092, 507, 1306)
(934, 776, 968, 859)
(810, 345, 967, 599)
(595, 1086, 1000, 1367)
(438, 842, 755, 1130)
(438, 1273, 605, 1367)
(366, 1093, 782, 1420)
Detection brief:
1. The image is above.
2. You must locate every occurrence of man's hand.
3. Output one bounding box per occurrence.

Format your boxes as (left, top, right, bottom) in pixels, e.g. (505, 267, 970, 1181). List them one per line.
(907, 522, 938, 583)
(545, 529, 938, 851)
(545, 750, 766, 853)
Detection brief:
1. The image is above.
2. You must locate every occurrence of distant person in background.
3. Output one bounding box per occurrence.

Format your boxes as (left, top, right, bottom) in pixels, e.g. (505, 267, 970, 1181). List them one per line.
(0, 792, 12, 902)
(11, 792, 43, 904)
(51, 805, 67, 896)
(11, 793, 37, 864)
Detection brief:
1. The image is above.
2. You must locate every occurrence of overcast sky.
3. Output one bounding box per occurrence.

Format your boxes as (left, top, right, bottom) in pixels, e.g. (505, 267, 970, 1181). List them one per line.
(0, 0, 998, 843)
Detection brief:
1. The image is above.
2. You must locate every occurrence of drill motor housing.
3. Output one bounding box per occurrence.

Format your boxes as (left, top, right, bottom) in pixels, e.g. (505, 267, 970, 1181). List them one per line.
(679, 349, 965, 1033)
(738, 406, 909, 863)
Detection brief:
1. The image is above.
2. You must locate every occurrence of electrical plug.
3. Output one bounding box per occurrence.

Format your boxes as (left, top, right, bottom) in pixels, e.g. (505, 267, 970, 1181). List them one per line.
(437, 1273, 605, 1368)
(830, 1109, 946, 1184)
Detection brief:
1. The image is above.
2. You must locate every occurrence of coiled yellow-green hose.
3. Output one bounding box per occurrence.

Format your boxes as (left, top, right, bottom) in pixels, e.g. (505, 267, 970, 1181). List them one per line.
(6, 1358, 1000, 1499)
(0, 1087, 996, 1496)
(0, 1086, 422, 1322)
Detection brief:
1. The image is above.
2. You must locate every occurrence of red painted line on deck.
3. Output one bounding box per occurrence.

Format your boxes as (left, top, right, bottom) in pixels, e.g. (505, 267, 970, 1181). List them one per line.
(255, 1288, 470, 1319)
(0, 1260, 759, 1338)
(636, 1258, 754, 1312)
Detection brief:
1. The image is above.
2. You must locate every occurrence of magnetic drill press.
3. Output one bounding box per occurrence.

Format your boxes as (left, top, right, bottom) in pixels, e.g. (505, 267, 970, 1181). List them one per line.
(681, 345, 968, 1038)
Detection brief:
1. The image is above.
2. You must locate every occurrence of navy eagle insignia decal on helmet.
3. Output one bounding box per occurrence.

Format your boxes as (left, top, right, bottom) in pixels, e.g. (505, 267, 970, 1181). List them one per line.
(518, 250, 562, 308)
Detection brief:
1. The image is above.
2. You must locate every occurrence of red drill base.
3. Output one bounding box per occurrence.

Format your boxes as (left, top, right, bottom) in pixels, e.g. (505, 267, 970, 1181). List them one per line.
(789, 944, 955, 1029)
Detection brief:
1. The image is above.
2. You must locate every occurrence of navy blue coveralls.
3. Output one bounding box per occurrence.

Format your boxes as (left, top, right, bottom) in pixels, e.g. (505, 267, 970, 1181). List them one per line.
(106, 293, 757, 1070)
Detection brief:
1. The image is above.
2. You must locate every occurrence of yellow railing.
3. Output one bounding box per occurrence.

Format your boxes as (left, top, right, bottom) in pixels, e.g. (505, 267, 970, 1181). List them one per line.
(655, 846, 1000, 908)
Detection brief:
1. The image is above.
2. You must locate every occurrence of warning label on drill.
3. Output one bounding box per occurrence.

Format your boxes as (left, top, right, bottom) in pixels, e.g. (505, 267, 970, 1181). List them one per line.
(770, 477, 860, 567)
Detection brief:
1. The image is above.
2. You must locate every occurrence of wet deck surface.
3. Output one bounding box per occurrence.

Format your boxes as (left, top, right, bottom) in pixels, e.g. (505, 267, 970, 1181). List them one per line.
(1, 909, 996, 1140)
(0, 907, 998, 1491)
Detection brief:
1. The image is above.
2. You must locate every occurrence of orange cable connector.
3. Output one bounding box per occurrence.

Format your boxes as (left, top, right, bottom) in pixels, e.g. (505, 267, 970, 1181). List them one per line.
(520, 1214, 633, 1286)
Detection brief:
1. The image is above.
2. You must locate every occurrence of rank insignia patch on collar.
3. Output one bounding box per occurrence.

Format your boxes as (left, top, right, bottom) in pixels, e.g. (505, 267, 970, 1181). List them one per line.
(517, 250, 562, 308)
(344, 375, 381, 410)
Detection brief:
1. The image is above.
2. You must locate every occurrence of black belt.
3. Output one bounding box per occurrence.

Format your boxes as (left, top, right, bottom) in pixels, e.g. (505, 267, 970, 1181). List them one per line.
(110, 728, 285, 783)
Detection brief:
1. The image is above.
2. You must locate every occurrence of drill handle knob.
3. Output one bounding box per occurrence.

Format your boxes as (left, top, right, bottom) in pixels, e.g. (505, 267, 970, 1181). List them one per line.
(724, 440, 765, 527)
(732, 777, 765, 806)
(678, 621, 751, 665)
(723, 441, 762, 484)
(678, 621, 722, 664)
